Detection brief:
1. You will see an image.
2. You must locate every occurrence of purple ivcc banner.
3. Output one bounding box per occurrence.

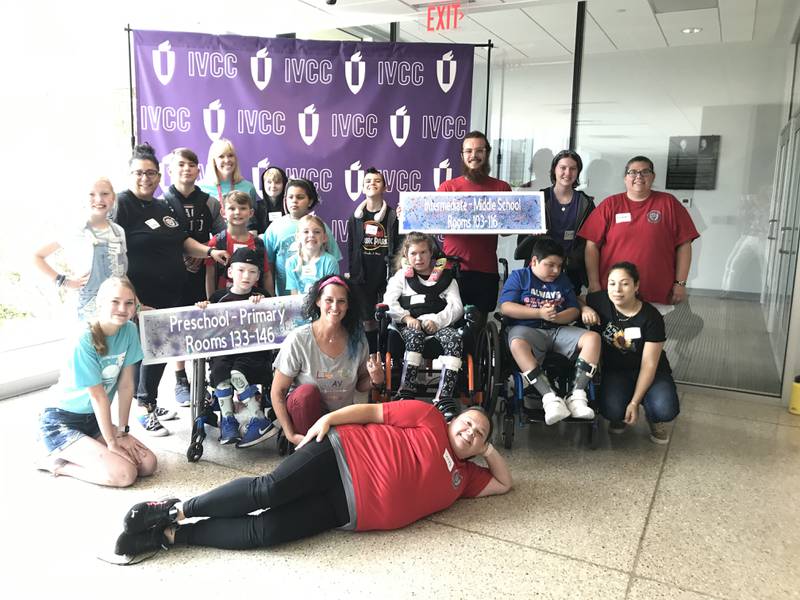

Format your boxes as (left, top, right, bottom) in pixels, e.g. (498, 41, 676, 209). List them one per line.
(133, 30, 474, 260)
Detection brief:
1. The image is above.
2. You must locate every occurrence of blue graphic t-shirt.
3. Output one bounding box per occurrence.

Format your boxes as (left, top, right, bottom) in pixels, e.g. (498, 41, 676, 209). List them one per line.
(263, 215, 342, 296)
(498, 268, 578, 329)
(55, 321, 144, 414)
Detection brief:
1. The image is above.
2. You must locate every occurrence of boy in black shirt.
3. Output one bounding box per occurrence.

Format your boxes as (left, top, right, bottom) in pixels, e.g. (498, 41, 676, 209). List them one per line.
(196, 248, 275, 448)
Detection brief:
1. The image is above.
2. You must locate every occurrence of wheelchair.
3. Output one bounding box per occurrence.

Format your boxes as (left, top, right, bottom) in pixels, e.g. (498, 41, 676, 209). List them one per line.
(372, 256, 501, 419)
(187, 351, 278, 462)
(494, 258, 600, 450)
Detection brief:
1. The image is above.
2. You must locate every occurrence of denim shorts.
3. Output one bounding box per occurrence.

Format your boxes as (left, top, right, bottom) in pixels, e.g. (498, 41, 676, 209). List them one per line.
(39, 408, 101, 454)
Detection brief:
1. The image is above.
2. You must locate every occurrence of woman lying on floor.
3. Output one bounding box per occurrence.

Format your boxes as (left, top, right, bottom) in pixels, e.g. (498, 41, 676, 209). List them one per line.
(114, 400, 511, 555)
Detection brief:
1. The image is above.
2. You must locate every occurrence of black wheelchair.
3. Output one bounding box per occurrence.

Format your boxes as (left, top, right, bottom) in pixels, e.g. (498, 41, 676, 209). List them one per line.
(373, 256, 501, 419)
(187, 353, 278, 462)
(493, 258, 600, 450)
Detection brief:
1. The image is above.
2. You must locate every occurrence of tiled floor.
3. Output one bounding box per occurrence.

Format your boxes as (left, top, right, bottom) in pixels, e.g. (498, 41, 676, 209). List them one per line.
(3, 379, 800, 599)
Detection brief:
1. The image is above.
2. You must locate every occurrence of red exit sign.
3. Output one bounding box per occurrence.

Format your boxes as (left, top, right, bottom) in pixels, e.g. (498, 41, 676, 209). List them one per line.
(426, 2, 465, 32)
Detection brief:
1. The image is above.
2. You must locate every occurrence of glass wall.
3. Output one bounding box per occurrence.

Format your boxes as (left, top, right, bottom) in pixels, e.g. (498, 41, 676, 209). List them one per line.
(576, 0, 798, 395)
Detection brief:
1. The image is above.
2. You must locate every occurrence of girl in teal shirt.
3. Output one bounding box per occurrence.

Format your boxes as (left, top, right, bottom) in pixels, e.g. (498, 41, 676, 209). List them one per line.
(37, 277, 157, 487)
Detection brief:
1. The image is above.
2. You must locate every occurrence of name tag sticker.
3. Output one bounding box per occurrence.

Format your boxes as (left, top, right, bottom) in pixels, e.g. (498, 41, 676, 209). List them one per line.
(615, 212, 632, 223)
(442, 448, 454, 472)
(365, 224, 379, 235)
(145, 218, 160, 230)
(624, 327, 642, 340)
(410, 294, 426, 305)
(268, 211, 282, 222)
(563, 230, 575, 241)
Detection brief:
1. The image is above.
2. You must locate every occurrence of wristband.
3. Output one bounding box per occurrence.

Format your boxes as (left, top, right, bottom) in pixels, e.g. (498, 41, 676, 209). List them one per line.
(673, 280, 687, 286)
(55, 273, 67, 287)
(116, 425, 130, 438)
(206, 247, 214, 257)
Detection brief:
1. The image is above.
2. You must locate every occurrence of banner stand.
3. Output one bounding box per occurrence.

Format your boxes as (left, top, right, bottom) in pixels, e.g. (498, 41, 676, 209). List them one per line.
(124, 26, 495, 149)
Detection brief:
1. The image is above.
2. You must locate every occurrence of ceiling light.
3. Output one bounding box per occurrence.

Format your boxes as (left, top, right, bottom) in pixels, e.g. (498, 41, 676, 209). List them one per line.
(681, 27, 703, 34)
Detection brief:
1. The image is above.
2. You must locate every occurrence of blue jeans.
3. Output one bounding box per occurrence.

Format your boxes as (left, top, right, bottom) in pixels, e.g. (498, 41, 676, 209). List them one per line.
(599, 369, 680, 424)
(39, 408, 101, 453)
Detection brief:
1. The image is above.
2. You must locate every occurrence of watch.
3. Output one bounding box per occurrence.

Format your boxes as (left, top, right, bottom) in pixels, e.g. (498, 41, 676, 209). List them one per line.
(117, 425, 130, 437)
(206, 246, 214, 257)
(674, 280, 687, 286)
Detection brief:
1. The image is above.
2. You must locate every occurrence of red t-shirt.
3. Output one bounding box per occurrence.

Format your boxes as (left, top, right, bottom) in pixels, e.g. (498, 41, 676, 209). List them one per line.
(205, 232, 270, 291)
(577, 191, 699, 304)
(437, 175, 512, 273)
(337, 401, 492, 531)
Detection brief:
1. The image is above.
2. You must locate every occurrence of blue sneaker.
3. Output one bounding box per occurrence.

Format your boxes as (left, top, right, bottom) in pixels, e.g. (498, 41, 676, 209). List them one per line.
(236, 416, 276, 448)
(174, 379, 191, 407)
(219, 416, 241, 445)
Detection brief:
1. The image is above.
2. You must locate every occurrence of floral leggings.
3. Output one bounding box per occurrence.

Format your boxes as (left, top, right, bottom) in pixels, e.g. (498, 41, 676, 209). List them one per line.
(400, 326, 463, 358)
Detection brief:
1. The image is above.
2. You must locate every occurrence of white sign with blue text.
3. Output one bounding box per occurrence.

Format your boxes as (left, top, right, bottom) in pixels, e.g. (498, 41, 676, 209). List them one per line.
(139, 296, 304, 365)
(398, 191, 546, 234)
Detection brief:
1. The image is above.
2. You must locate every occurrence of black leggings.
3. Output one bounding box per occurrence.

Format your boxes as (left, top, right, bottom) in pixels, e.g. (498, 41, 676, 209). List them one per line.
(174, 437, 349, 549)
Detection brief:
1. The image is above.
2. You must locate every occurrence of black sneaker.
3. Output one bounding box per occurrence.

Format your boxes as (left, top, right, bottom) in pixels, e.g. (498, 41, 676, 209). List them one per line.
(123, 498, 180, 534)
(434, 398, 461, 422)
(115, 527, 168, 556)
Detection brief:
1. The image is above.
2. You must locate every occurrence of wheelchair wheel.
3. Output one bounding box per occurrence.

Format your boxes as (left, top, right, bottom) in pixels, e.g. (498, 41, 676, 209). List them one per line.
(502, 414, 514, 449)
(478, 321, 501, 418)
(187, 441, 203, 462)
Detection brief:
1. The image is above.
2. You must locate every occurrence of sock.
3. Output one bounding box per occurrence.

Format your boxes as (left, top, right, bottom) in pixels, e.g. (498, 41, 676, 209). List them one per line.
(572, 357, 596, 391)
(522, 367, 555, 397)
(175, 369, 188, 382)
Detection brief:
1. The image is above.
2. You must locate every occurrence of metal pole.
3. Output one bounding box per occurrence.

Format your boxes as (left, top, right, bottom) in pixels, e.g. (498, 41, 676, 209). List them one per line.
(126, 25, 135, 149)
(484, 39, 492, 135)
(568, 2, 586, 150)
(390, 22, 399, 42)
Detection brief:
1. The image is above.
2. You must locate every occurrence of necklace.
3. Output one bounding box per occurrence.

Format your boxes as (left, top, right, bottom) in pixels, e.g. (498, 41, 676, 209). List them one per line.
(612, 300, 640, 323)
(314, 324, 339, 344)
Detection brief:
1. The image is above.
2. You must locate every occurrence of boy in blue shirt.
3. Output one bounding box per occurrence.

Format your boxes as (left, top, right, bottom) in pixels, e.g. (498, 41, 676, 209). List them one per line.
(499, 237, 600, 425)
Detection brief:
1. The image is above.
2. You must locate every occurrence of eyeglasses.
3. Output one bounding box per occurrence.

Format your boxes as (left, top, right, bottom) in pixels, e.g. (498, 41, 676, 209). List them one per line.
(131, 170, 160, 179)
(462, 148, 488, 156)
(626, 169, 653, 178)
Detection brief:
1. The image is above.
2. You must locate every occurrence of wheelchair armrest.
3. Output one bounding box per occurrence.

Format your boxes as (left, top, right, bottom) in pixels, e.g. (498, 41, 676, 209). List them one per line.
(374, 303, 389, 323)
(499, 258, 509, 283)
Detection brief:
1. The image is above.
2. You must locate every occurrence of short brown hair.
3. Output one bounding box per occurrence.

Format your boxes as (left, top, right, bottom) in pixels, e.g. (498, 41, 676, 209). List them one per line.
(223, 190, 253, 209)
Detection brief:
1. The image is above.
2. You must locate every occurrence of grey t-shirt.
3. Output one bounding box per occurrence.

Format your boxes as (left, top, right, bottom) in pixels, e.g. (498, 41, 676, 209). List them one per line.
(274, 324, 369, 411)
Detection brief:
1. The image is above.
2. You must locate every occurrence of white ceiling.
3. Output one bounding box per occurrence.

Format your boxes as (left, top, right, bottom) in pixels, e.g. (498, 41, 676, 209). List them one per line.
(241, 0, 794, 64)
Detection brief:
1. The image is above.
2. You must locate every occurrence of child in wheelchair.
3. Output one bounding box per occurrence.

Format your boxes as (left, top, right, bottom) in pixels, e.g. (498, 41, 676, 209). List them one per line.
(195, 247, 276, 448)
(382, 232, 463, 420)
(499, 236, 600, 425)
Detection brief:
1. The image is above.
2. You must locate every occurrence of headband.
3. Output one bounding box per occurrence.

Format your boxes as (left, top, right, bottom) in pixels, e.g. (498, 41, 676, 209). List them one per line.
(318, 275, 349, 292)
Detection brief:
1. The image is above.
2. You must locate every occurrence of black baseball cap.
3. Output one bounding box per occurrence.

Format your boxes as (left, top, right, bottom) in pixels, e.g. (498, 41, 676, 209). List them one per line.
(229, 247, 263, 273)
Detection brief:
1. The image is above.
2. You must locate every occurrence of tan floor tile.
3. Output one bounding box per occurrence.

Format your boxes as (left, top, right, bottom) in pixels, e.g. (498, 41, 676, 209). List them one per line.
(432, 417, 667, 572)
(628, 577, 730, 600)
(637, 411, 800, 600)
(681, 392, 785, 425)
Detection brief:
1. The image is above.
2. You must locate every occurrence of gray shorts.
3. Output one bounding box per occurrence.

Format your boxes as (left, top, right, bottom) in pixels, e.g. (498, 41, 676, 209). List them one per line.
(507, 325, 585, 364)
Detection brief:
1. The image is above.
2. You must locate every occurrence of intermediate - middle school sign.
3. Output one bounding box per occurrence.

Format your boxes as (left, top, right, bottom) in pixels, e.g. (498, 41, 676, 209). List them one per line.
(133, 30, 474, 260)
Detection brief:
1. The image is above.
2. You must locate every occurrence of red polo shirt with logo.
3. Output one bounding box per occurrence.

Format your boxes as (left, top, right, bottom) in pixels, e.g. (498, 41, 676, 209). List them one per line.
(578, 191, 699, 304)
(337, 401, 492, 531)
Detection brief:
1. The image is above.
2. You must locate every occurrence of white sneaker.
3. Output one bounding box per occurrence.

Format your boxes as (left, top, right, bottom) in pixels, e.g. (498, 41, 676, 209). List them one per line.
(154, 406, 177, 421)
(542, 392, 570, 425)
(138, 412, 169, 437)
(565, 389, 595, 419)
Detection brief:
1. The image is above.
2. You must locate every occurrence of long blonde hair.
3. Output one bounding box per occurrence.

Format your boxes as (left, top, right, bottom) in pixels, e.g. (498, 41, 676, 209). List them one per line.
(89, 276, 137, 356)
(206, 138, 244, 185)
(293, 214, 329, 273)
